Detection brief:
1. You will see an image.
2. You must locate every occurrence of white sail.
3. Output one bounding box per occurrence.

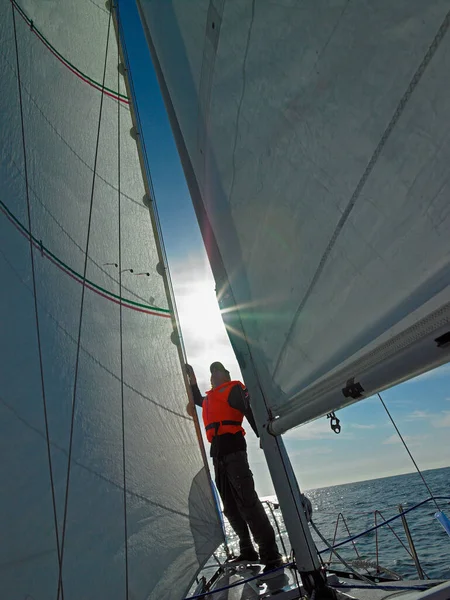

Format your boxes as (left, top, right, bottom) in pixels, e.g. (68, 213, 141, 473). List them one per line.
(0, 1, 222, 598)
(137, 0, 450, 433)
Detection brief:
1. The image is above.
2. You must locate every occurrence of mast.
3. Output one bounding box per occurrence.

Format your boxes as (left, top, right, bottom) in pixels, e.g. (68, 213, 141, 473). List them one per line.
(219, 293, 334, 597)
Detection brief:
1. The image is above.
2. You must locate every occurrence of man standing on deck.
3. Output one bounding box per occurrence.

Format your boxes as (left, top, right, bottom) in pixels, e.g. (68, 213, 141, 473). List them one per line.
(185, 361, 283, 573)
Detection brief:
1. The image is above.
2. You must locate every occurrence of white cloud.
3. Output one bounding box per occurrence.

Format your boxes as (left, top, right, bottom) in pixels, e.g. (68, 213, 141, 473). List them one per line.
(383, 434, 427, 446)
(291, 446, 333, 457)
(432, 411, 450, 428)
(404, 410, 450, 428)
(407, 410, 431, 420)
(351, 423, 376, 430)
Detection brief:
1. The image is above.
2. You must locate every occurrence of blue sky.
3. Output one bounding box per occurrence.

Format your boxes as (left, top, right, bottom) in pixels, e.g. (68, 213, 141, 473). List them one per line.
(121, 3, 450, 494)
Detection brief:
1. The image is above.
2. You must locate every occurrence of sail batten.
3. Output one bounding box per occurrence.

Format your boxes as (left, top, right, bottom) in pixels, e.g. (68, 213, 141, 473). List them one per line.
(138, 0, 450, 430)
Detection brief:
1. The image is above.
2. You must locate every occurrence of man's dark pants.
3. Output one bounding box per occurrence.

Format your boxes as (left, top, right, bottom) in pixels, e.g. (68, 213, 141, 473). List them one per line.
(213, 451, 279, 563)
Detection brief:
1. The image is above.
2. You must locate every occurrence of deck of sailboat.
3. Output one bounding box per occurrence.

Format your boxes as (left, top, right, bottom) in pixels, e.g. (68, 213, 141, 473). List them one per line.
(204, 566, 450, 600)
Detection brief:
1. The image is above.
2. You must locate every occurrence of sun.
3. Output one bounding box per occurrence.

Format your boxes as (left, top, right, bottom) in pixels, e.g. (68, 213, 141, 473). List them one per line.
(172, 267, 241, 387)
(177, 282, 225, 337)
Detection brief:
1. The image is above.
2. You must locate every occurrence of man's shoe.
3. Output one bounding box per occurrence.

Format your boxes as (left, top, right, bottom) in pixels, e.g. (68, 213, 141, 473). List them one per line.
(228, 548, 259, 564)
(262, 556, 285, 575)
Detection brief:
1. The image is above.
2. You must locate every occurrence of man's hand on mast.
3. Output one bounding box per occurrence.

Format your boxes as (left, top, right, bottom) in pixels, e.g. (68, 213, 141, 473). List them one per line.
(185, 363, 197, 385)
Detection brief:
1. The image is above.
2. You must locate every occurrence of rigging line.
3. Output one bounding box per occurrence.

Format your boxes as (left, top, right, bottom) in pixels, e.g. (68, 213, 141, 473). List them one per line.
(0, 247, 190, 421)
(116, 1, 129, 596)
(378, 392, 441, 512)
(56, 11, 113, 600)
(0, 200, 170, 316)
(11, 0, 129, 104)
(272, 7, 450, 378)
(11, 5, 64, 599)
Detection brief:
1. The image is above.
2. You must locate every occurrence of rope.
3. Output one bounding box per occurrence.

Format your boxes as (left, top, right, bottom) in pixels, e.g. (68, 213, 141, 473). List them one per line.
(56, 10, 113, 599)
(11, 0, 129, 103)
(378, 393, 441, 512)
(11, 5, 64, 599)
(184, 562, 293, 600)
(115, 2, 129, 596)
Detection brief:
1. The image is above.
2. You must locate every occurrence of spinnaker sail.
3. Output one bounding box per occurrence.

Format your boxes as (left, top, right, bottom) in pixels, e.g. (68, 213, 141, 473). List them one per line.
(0, 0, 222, 597)
(137, 0, 450, 433)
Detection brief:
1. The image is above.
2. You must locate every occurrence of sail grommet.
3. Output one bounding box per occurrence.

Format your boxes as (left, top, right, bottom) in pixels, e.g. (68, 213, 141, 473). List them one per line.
(170, 330, 179, 346)
(142, 194, 152, 208)
(156, 262, 165, 276)
(130, 126, 138, 140)
(105, 0, 112, 11)
(118, 62, 126, 76)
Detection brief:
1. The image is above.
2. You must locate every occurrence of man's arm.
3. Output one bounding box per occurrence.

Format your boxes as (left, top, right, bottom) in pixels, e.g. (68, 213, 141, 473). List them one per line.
(228, 385, 259, 437)
(185, 364, 204, 408)
(190, 383, 204, 408)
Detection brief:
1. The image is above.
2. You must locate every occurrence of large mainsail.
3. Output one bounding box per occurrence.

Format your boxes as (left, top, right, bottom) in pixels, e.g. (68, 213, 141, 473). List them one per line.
(0, 0, 222, 598)
(137, 0, 450, 433)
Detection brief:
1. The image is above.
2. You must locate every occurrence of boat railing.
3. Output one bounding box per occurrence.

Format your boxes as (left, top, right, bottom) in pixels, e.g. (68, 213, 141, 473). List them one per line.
(262, 496, 450, 580)
(190, 496, 449, 598)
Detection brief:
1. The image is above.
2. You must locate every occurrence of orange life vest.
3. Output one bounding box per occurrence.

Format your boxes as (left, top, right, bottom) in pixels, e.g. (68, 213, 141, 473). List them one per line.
(202, 380, 246, 443)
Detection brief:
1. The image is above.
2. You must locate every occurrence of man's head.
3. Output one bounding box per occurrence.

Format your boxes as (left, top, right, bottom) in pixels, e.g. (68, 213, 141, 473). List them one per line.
(210, 361, 231, 389)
